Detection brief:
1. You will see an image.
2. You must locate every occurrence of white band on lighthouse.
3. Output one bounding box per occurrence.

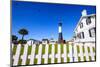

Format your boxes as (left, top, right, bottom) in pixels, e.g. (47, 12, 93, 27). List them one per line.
(59, 26, 62, 33)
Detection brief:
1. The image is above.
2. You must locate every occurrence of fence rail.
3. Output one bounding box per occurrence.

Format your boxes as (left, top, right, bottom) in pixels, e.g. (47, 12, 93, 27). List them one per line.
(12, 43, 96, 66)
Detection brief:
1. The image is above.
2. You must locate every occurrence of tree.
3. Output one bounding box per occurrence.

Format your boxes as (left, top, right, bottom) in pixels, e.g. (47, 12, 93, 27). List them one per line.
(12, 35, 18, 44)
(18, 28, 28, 45)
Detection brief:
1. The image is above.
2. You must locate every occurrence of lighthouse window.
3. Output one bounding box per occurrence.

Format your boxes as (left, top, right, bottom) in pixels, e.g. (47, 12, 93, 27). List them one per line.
(89, 28, 96, 37)
(86, 17, 91, 25)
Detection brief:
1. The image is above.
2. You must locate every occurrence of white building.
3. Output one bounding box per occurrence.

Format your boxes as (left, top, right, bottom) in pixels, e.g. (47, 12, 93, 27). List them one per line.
(49, 38, 56, 44)
(42, 39, 49, 44)
(27, 39, 41, 45)
(74, 10, 96, 45)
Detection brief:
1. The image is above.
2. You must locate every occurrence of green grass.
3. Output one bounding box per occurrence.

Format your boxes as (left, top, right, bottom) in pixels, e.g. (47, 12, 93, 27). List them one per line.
(48, 44, 52, 54)
(13, 45, 17, 55)
(61, 44, 64, 54)
(89, 56, 92, 61)
(48, 58, 51, 63)
(25, 46, 32, 65)
(61, 57, 64, 63)
(87, 47, 90, 53)
(94, 55, 96, 61)
(83, 56, 86, 61)
(28, 45, 32, 55)
(67, 57, 70, 62)
(77, 45, 80, 53)
(26, 59, 30, 65)
(18, 59, 22, 65)
(55, 44, 58, 54)
(34, 58, 38, 64)
(42, 45, 45, 54)
(41, 58, 44, 64)
(18, 46, 24, 65)
(54, 58, 58, 63)
(20, 46, 24, 55)
(82, 46, 85, 53)
(35, 45, 39, 54)
(78, 57, 81, 62)
(66, 45, 69, 53)
(92, 47, 95, 53)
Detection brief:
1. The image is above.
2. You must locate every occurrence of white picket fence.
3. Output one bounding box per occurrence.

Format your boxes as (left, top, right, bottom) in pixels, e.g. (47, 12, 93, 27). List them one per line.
(12, 43, 95, 66)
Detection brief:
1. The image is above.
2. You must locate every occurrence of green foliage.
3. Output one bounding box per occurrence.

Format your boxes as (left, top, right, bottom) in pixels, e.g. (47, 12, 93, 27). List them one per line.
(12, 35, 18, 41)
(55, 44, 58, 54)
(18, 28, 28, 36)
(18, 28, 28, 45)
(12, 35, 18, 44)
(18, 40, 27, 44)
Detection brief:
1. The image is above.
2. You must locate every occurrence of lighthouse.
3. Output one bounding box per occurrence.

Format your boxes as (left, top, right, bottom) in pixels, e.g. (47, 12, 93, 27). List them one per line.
(58, 22, 63, 44)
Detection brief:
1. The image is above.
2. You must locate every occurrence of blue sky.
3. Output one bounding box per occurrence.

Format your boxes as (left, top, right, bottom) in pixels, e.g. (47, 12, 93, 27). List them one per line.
(12, 1, 96, 41)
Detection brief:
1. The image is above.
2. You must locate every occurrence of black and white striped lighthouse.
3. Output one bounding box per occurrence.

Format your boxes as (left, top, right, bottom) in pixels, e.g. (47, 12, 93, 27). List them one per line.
(58, 22, 63, 44)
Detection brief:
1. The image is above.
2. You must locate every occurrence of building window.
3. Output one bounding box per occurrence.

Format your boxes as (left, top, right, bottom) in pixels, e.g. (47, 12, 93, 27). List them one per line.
(80, 23, 83, 28)
(77, 32, 84, 39)
(86, 17, 91, 25)
(81, 32, 84, 39)
(89, 27, 96, 37)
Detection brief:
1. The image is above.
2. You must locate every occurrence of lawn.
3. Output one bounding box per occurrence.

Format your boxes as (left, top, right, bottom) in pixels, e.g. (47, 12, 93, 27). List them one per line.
(77, 45, 80, 53)
(48, 58, 51, 64)
(18, 46, 24, 65)
(42, 45, 45, 54)
(13, 45, 17, 55)
(66, 45, 69, 53)
(34, 58, 38, 64)
(82, 46, 85, 53)
(61, 44, 64, 54)
(48, 44, 52, 54)
(35, 45, 39, 54)
(55, 44, 58, 54)
(41, 58, 44, 64)
(67, 57, 70, 62)
(27, 45, 32, 55)
(61, 57, 64, 63)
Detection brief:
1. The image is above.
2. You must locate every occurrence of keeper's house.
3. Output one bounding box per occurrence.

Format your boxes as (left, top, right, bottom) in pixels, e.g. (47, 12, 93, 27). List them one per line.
(73, 10, 96, 45)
